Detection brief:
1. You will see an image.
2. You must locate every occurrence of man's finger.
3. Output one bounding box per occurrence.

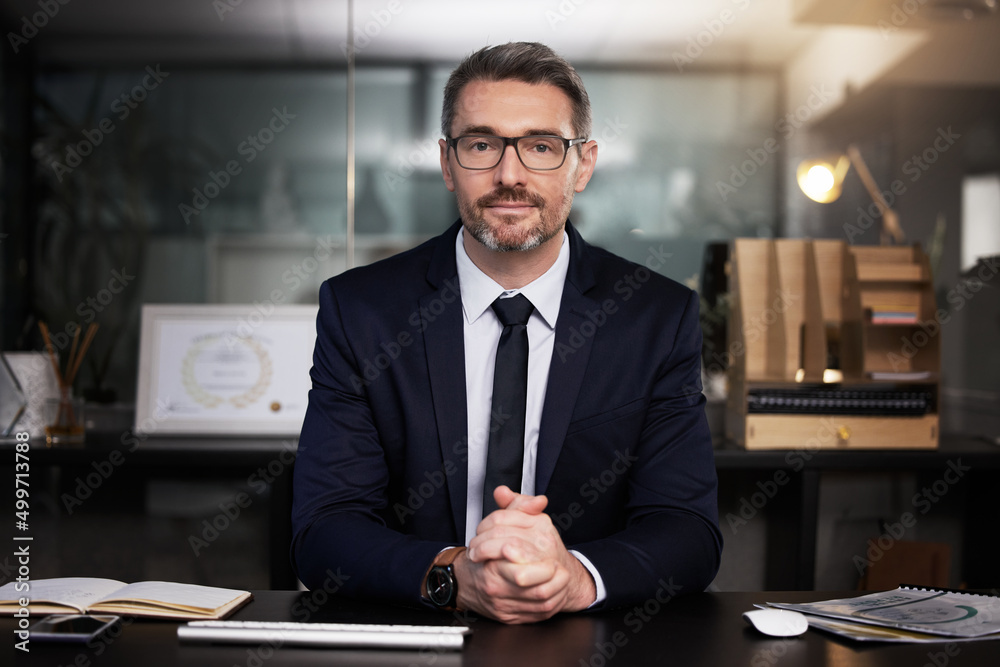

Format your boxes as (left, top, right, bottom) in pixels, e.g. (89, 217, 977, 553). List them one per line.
(476, 508, 549, 535)
(494, 486, 548, 514)
(468, 532, 539, 563)
(493, 559, 559, 588)
(467, 536, 516, 563)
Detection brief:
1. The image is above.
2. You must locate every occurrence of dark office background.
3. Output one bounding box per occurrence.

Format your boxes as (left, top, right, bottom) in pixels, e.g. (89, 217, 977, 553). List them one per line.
(1, 0, 999, 593)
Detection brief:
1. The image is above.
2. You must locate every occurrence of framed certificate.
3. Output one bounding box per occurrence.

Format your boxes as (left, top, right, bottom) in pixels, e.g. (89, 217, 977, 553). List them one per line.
(135, 304, 318, 435)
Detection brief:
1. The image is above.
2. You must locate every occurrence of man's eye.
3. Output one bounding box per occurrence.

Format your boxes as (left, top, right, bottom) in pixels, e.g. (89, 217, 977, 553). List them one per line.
(524, 140, 558, 154)
(472, 142, 492, 152)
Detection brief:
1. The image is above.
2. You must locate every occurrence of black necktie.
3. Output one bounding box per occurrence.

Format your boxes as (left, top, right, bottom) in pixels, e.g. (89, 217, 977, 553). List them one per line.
(482, 293, 534, 516)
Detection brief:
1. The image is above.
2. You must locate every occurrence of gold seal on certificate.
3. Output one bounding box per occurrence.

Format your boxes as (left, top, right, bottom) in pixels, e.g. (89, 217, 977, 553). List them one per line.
(180, 335, 273, 409)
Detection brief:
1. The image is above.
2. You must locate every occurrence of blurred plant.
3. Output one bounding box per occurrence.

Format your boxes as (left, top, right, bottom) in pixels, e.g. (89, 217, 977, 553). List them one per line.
(28, 74, 209, 401)
(685, 269, 732, 377)
(928, 212, 946, 280)
(700, 291, 731, 363)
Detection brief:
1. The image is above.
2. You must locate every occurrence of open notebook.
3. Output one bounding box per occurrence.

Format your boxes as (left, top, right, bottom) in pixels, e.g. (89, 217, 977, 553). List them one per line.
(0, 578, 252, 620)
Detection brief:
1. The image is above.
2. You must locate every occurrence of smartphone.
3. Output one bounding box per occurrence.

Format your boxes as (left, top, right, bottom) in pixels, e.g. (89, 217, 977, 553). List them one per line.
(28, 615, 121, 643)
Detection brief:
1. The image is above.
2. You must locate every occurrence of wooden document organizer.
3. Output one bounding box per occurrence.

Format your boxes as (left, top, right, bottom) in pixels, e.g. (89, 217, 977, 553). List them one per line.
(725, 239, 939, 450)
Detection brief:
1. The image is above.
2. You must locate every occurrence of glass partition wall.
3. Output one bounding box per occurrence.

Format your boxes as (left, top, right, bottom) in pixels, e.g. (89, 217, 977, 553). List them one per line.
(24, 63, 780, 401)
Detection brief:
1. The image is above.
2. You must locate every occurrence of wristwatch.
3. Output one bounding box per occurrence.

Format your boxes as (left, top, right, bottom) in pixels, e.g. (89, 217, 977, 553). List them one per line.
(423, 547, 466, 610)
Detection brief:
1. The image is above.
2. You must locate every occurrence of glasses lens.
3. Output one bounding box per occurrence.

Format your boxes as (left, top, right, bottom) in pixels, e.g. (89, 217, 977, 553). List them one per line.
(456, 136, 504, 169)
(516, 136, 566, 169)
(454, 136, 567, 169)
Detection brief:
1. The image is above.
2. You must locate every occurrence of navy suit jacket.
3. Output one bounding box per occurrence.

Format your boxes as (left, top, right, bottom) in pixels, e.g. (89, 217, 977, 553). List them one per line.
(291, 220, 722, 609)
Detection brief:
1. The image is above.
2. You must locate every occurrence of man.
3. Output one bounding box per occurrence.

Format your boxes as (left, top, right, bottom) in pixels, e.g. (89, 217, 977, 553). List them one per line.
(292, 42, 721, 624)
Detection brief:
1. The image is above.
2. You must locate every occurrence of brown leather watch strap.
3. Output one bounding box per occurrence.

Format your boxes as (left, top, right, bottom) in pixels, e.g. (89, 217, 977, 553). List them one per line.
(433, 546, 466, 568)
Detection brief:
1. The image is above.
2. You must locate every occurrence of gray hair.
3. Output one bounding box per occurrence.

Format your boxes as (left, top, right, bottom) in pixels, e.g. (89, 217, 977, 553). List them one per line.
(441, 42, 592, 140)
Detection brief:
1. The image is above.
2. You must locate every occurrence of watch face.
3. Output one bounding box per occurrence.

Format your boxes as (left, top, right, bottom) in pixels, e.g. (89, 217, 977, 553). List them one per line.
(427, 566, 454, 607)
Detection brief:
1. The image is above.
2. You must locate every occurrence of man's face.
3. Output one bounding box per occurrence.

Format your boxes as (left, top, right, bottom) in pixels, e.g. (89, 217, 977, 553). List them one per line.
(439, 79, 597, 253)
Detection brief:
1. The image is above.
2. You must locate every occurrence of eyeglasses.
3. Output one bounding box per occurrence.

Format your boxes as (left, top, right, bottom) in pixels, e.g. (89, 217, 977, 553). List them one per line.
(447, 134, 586, 171)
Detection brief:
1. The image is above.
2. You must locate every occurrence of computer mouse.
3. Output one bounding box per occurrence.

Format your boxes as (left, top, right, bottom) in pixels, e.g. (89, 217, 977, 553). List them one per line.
(742, 609, 809, 637)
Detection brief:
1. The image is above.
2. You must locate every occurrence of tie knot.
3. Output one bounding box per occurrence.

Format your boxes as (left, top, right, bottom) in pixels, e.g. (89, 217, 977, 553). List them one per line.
(491, 293, 534, 327)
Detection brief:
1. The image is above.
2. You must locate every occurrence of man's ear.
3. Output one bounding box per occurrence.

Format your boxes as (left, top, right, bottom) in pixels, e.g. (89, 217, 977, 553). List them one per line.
(440, 138, 456, 192)
(573, 140, 598, 193)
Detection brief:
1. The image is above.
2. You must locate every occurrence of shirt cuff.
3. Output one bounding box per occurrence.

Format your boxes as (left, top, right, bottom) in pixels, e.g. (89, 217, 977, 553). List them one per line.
(569, 550, 607, 607)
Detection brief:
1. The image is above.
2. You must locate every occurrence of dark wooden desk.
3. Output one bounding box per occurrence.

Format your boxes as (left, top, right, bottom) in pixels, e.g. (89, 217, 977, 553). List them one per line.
(6, 591, 999, 666)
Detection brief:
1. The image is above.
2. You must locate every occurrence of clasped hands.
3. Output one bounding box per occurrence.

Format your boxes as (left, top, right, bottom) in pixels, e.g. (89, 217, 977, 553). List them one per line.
(453, 485, 596, 624)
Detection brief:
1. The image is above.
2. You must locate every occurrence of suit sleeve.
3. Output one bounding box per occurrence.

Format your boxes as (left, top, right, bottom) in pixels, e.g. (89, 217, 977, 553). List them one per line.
(290, 280, 450, 605)
(570, 289, 723, 608)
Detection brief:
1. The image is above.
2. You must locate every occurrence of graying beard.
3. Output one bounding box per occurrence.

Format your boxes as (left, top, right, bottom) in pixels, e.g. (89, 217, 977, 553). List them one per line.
(470, 221, 544, 253)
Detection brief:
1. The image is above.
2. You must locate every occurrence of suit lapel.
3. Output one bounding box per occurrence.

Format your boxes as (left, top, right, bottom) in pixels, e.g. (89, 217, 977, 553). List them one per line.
(536, 223, 599, 494)
(421, 222, 468, 542)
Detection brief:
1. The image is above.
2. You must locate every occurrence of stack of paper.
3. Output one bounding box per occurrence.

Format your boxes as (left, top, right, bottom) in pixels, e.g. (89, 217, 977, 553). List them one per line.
(768, 587, 1000, 643)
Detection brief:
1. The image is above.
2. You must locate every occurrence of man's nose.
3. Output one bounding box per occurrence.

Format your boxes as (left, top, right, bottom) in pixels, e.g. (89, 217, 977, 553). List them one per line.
(494, 144, 529, 187)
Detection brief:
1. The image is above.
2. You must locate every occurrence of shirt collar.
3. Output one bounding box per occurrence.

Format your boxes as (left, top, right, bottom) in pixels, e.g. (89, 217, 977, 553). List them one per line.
(455, 227, 569, 330)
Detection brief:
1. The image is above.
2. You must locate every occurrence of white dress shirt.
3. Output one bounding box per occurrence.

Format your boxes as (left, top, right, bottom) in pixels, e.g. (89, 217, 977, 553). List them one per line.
(454, 228, 607, 605)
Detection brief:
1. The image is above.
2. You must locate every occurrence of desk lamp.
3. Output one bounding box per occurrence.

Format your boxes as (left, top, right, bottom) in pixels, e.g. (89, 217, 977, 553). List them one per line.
(796, 145, 906, 245)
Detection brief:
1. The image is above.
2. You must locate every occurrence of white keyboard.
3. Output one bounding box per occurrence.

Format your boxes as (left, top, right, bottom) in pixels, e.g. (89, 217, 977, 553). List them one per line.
(177, 620, 471, 651)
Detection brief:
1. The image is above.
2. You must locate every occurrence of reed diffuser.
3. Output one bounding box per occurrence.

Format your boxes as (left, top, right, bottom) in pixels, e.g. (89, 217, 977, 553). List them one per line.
(39, 321, 98, 444)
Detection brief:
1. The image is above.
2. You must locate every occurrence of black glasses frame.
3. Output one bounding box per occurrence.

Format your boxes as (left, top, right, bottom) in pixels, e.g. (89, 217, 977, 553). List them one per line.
(446, 134, 587, 171)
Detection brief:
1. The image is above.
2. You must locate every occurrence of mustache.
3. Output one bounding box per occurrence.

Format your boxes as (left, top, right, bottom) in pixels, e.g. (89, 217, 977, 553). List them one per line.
(476, 187, 545, 209)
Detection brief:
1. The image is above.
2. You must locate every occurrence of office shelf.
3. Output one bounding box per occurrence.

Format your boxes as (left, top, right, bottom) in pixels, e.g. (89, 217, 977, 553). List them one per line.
(725, 239, 940, 450)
